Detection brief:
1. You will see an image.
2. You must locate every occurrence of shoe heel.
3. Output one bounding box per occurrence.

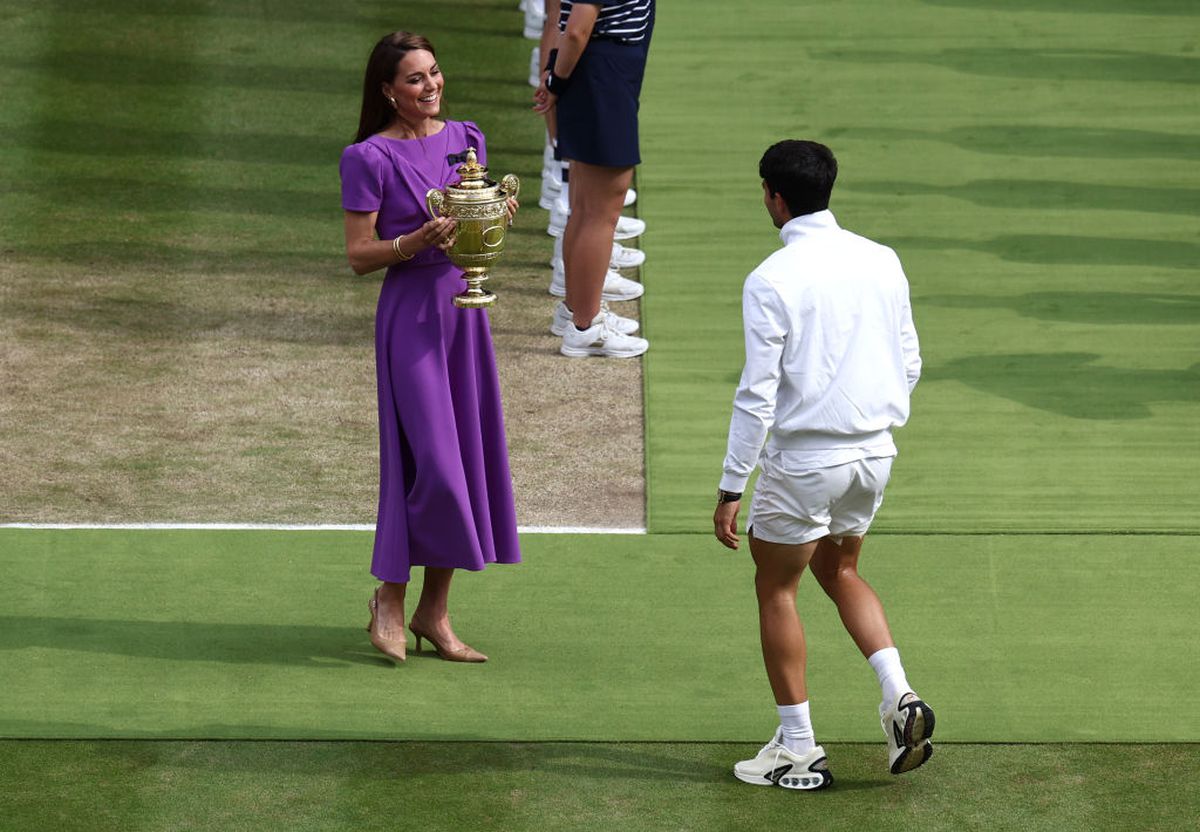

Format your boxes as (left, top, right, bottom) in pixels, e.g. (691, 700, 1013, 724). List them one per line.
(904, 701, 935, 747)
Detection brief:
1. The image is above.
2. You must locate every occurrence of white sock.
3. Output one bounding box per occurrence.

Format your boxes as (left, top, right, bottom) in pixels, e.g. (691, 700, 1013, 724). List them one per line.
(776, 702, 816, 754)
(868, 647, 911, 712)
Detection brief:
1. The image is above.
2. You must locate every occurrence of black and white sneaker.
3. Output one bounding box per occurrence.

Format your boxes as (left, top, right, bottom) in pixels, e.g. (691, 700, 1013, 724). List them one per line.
(882, 692, 935, 775)
(733, 729, 833, 791)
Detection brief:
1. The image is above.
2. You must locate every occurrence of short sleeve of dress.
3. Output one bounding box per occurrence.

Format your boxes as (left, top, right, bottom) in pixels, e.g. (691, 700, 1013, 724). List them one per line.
(462, 121, 488, 168)
(339, 142, 384, 213)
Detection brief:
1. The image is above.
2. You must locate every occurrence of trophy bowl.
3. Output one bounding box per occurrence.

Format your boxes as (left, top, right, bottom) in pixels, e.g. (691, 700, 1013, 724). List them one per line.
(426, 147, 520, 309)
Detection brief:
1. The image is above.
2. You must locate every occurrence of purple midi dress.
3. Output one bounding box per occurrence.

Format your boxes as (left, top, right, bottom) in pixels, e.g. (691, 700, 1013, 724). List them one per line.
(339, 120, 521, 584)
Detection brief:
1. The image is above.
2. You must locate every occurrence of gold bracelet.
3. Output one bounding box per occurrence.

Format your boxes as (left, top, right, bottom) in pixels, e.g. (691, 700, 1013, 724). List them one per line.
(393, 235, 414, 261)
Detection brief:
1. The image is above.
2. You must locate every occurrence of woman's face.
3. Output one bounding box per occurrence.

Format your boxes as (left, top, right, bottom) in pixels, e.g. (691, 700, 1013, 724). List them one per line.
(382, 49, 443, 122)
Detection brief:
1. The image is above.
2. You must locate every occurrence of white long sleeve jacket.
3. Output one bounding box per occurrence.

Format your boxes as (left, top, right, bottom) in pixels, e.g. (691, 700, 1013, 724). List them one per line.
(719, 210, 922, 493)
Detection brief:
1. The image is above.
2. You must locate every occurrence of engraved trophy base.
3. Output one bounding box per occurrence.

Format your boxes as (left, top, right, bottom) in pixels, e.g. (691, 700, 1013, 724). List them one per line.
(453, 269, 496, 309)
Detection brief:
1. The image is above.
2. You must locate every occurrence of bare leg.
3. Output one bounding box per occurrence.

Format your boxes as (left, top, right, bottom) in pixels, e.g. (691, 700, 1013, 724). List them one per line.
(808, 535, 895, 658)
(749, 533, 820, 706)
(375, 581, 407, 642)
(409, 567, 471, 653)
(562, 160, 634, 327)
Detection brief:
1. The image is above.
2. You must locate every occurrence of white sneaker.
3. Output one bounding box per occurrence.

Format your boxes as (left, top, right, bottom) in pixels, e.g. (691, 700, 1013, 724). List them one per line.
(547, 197, 569, 237)
(549, 265, 643, 301)
(624, 187, 637, 207)
(610, 241, 645, 269)
(550, 300, 638, 337)
(539, 173, 561, 210)
(882, 692, 935, 775)
(549, 237, 644, 272)
(552, 210, 645, 240)
(560, 313, 649, 358)
(523, 4, 545, 38)
(528, 46, 541, 88)
(614, 215, 645, 240)
(733, 729, 833, 791)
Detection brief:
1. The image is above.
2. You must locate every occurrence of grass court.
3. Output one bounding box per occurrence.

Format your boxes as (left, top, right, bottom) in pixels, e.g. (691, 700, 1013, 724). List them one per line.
(2, 0, 1198, 829)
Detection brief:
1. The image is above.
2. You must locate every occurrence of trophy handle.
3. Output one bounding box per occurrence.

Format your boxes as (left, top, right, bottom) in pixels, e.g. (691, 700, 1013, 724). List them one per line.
(426, 188, 445, 218)
(500, 174, 520, 201)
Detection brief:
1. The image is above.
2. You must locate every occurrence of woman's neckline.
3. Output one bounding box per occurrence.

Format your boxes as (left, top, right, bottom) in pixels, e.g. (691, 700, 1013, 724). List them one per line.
(375, 120, 448, 142)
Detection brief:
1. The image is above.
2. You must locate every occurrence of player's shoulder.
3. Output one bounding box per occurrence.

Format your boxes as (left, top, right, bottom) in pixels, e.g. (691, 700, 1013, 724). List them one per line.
(839, 226, 900, 259)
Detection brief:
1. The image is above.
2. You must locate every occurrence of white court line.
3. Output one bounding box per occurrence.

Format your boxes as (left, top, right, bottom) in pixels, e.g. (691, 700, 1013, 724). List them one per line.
(0, 523, 647, 535)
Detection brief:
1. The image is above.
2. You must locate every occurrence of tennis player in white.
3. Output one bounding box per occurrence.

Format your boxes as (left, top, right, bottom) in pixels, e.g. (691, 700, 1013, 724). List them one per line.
(713, 140, 933, 791)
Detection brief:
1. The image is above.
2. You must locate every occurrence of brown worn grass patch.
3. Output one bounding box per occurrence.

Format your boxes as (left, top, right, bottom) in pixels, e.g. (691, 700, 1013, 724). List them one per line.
(0, 226, 644, 527)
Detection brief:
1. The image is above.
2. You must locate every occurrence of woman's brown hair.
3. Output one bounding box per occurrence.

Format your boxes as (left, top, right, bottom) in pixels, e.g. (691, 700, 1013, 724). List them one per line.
(354, 31, 437, 143)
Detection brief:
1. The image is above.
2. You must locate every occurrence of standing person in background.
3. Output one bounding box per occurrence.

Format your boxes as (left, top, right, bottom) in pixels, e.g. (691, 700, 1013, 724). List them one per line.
(713, 140, 933, 790)
(340, 31, 521, 665)
(533, 0, 654, 358)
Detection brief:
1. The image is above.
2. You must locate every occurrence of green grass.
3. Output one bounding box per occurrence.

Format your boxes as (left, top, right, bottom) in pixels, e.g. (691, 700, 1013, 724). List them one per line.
(3, 741, 1197, 832)
(3, 0, 1199, 828)
(638, 0, 1200, 533)
(0, 0, 554, 524)
(3, 529, 1198, 743)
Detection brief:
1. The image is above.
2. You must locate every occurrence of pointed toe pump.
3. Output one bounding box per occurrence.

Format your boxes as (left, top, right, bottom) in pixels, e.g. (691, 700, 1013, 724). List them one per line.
(367, 588, 407, 663)
(408, 621, 487, 663)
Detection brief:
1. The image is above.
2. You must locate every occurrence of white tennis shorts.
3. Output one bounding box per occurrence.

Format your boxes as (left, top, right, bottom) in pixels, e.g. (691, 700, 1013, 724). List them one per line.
(748, 452, 895, 545)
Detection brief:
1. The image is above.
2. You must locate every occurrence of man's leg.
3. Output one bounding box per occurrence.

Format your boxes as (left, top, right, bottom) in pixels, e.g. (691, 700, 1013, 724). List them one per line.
(810, 534, 934, 774)
(733, 532, 833, 791)
(808, 535, 894, 659)
(750, 532, 819, 706)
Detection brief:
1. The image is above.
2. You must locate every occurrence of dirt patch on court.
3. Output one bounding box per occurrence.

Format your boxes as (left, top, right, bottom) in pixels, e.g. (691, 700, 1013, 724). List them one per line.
(0, 228, 644, 528)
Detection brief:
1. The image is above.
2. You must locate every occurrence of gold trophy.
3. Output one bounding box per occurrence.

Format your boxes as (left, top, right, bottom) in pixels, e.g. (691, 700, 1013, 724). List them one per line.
(426, 147, 520, 309)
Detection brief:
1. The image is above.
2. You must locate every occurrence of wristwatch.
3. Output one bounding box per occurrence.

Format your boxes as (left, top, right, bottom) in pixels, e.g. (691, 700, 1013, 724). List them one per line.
(717, 488, 743, 504)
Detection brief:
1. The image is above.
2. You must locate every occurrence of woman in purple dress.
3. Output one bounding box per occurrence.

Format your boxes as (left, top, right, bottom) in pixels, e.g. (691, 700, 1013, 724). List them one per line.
(340, 31, 521, 664)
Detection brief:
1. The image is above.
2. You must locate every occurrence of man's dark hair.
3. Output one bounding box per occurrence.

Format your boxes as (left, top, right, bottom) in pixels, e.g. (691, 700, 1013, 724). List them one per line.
(758, 140, 838, 217)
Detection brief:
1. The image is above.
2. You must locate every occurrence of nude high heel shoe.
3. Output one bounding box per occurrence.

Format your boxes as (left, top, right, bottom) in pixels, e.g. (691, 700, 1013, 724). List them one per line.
(367, 587, 406, 662)
(408, 620, 487, 663)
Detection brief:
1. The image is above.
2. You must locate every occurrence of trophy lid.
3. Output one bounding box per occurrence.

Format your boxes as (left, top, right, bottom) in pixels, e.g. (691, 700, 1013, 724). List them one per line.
(446, 147, 495, 193)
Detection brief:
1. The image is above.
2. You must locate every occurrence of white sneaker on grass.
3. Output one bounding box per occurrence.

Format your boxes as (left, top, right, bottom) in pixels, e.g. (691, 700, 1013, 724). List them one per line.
(614, 215, 645, 240)
(549, 265, 643, 302)
(523, 4, 545, 38)
(547, 195, 646, 240)
(560, 314, 648, 358)
(623, 187, 637, 207)
(528, 45, 541, 88)
(610, 240, 645, 269)
(882, 692, 935, 775)
(549, 238, 645, 273)
(539, 174, 561, 210)
(550, 300, 638, 337)
(733, 729, 833, 791)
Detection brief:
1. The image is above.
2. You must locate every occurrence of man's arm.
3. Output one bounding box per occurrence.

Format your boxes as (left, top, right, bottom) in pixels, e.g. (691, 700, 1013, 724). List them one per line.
(898, 278, 921, 393)
(714, 273, 788, 549)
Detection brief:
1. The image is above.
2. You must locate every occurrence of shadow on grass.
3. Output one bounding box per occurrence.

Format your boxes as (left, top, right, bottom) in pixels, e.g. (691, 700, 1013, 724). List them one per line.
(0, 120, 345, 168)
(0, 734, 895, 790)
(884, 234, 1200, 270)
(0, 615, 387, 668)
(919, 0, 1195, 15)
(921, 291, 1200, 325)
(813, 47, 1200, 85)
(926, 353, 1200, 419)
(824, 124, 1200, 161)
(847, 179, 1199, 217)
(7, 173, 337, 221)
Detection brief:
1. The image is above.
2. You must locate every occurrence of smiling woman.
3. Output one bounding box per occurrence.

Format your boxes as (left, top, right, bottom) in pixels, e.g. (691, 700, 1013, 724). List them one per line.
(339, 31, 523, 667)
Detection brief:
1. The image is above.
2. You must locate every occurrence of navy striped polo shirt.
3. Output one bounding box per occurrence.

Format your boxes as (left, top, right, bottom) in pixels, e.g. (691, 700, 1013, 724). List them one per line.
(559, 0, 654, 44)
